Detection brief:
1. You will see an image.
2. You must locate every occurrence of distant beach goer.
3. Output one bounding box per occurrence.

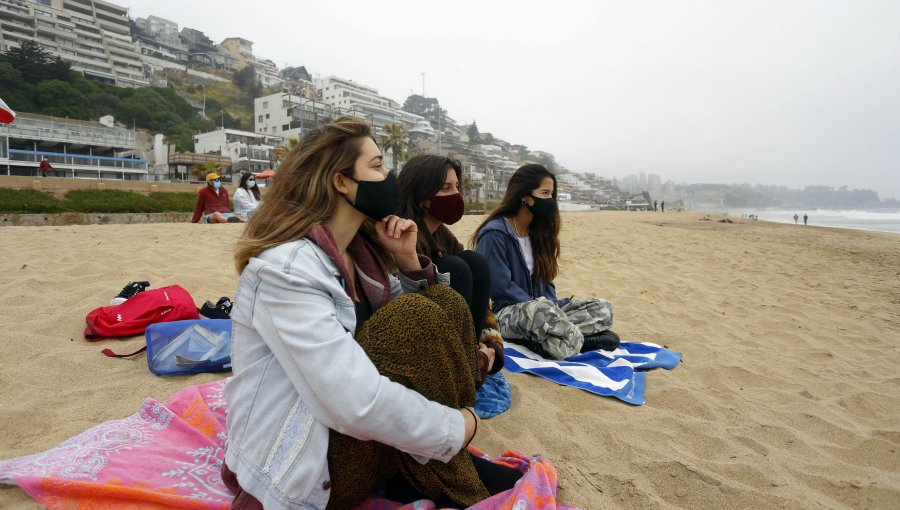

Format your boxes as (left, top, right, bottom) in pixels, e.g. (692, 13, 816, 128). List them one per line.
(653, 199, 658, 212)
(803, 213, 808, 226)
(473, 164, 617, 360)
(233, 172, 261, 219)
(660, 200, 665, 212)
(38, 157, 54, 178)
(794, 213, 799, 224)
(191, 172, 244, 224)
(224, 117, 520, 510)
(396, 154, 502, 383)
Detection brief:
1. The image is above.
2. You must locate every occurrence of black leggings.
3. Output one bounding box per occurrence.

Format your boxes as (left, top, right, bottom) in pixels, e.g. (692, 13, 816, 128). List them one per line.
(384, 451, 523, 506)
(435, 250, 491, 336)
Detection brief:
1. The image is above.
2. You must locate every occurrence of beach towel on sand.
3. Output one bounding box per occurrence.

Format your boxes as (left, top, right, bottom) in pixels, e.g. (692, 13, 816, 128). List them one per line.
(474, 372, 511, 419)
(503, 341, 682, 405)
(0, 379, 580, 510)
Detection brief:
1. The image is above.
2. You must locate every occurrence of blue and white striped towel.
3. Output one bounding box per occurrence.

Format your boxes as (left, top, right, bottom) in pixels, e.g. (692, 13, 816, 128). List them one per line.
(502, 341, 682, 405)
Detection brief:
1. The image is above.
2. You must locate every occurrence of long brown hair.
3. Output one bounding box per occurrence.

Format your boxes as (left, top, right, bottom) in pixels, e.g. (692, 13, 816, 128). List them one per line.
(396, 154, 463, 258)
(472, 164, 560, 282)
(235, 116, 385, 272)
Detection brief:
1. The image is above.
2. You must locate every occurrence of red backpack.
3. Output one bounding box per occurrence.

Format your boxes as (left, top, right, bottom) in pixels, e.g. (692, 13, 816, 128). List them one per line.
(84, 285, 199, 340)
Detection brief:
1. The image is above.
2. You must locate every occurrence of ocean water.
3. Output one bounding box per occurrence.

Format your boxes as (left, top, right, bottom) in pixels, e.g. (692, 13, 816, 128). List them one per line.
(751, 209, 900, 234)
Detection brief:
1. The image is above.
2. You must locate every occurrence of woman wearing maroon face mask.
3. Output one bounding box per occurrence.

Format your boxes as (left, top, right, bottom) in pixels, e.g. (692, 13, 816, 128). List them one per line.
(397, 155, 503, 380)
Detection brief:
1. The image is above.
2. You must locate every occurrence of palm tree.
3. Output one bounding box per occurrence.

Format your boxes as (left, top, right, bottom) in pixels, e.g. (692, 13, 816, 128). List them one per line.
(381, 123, 408, 172)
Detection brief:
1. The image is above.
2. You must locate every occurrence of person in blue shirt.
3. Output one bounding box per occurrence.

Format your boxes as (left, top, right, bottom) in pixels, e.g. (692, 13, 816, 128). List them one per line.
(473, 164, 618, 360)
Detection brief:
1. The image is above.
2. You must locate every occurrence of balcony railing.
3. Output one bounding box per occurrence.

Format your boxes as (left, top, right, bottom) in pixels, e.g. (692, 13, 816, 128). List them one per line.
(3, 116, 136, 147)
(6, 149, 147, 171)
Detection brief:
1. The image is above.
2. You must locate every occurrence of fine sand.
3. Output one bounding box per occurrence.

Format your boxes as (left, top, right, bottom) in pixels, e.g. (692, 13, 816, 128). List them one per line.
(1, 212, 899, 509)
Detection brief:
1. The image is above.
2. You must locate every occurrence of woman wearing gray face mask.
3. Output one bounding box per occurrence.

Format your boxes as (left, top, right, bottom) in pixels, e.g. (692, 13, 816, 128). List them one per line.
(473, 164, 619, 360)
(234, 172, 262, 219)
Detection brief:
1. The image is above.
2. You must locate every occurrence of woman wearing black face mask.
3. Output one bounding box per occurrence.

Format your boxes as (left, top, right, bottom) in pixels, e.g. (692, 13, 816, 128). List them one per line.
(397, 155, 504, 386)
(226, 117, 529, 510)
(473, 164, 618, 360)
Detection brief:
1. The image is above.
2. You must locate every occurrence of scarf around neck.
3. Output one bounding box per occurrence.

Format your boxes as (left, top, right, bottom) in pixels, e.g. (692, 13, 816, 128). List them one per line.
(306, 223, 392, 311)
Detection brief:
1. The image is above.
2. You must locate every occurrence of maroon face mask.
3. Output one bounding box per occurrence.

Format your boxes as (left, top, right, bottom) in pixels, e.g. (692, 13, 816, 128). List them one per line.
(426, 192, 465, 225)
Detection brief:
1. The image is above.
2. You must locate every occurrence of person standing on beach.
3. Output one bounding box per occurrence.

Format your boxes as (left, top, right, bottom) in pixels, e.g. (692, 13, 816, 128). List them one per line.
(38, 157, 54, 178)
(653, 199, 658, 212)
(396, 154, 502, 384)
(223, 117, 520, 510)
(803, 213, 808, 225)
(794, 213, 799, 224)
(660, 200, 665, 212)
(473, 164, 617, 360)
(191, 172, 244, 224)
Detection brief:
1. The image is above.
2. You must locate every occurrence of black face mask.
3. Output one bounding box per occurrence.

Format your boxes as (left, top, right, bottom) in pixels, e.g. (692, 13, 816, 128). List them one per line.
(527, 196, 556, 220)
(345, 171, 400, 220)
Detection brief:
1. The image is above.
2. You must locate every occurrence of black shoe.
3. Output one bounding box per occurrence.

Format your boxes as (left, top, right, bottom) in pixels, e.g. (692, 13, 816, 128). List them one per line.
(226, 216, 243, 223)
(199, 297, 233, 319)
(110, 281, 150, 305)
(580, 330, 621, 352)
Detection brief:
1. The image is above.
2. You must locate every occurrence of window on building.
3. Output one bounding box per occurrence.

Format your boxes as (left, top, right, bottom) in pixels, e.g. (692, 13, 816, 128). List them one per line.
(265, 114, 270, 119)
(282, 124, 289, 131)
(258, 115, 263, 122)
(262, 101, 268, 109)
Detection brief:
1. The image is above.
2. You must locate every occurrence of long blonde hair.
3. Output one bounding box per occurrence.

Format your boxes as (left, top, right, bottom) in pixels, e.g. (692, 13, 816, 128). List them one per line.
(235, 116, 378, 272)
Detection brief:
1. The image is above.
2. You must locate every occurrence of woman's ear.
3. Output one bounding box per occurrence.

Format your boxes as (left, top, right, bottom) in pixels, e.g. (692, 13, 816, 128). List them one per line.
(333, 172, 351, 195)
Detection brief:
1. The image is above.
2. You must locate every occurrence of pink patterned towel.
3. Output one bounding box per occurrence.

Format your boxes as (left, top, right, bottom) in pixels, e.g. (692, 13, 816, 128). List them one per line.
(0, 380, 580, 510)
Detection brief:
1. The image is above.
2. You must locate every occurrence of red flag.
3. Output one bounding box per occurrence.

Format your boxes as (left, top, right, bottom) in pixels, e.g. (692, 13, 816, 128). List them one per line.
(0, 96, 15, 124)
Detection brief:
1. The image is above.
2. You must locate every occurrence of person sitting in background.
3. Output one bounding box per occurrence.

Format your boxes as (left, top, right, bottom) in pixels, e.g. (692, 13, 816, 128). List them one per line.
(473, 164, 619, 360)
(191, 172, 244, 224)
(396, 154, 503, 383)
(233, 172, 262, 219)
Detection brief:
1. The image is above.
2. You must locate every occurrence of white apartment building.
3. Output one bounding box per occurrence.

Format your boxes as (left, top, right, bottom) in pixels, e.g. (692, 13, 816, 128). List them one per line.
(254, 92, 336, 141)
(1, 112, 147, 179)
(0, 0, 147, 87)
(313, 75, 424, 136)
(133, 15, 187, 63)
(193, 128, 282, 177)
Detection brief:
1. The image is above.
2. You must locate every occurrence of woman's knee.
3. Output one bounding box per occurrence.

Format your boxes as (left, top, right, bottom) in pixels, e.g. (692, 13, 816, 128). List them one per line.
(436, 255, 473, 293)
(455, 250, 489, 282)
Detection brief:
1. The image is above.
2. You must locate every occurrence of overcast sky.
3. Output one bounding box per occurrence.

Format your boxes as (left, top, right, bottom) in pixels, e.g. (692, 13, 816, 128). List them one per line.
(124, 0, 900, 199)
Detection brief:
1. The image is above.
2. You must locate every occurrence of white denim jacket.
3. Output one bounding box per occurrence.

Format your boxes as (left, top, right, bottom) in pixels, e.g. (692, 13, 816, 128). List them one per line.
(224, 238, 463, 510)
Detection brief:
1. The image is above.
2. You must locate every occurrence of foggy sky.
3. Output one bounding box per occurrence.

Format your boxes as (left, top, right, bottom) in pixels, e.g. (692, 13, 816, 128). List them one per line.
(123, 0, 900, 199)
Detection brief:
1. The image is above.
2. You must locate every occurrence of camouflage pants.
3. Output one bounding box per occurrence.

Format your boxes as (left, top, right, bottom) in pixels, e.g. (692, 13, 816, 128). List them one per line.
(496, 297, 613, 360)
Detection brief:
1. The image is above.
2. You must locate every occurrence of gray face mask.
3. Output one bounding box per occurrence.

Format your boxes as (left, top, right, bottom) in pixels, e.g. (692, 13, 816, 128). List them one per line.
(345, 171, 400, 220)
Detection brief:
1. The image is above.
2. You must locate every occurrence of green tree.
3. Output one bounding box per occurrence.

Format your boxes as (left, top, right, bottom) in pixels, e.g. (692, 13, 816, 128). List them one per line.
(35, 80, 89, 118)
(402, 94, 446, 128)
(381, 123, 409, 172)
(467, 121, 481, 144)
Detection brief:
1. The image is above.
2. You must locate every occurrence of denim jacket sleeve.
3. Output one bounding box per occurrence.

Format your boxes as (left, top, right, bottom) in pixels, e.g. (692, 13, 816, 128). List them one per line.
(390, 254, 451, 299)
(252, 263, 464, 463)
(475, 229, 533, 307)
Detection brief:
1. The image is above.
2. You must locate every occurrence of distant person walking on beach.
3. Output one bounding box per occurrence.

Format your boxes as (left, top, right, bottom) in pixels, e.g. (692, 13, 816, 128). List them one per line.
(660, 200, 665, 213)
(803, 213, 808, 226)
(653, 200, 658, 212)
(191, 172, 244, 224)
(38, 157, 54, 177)
(473, 164, 618, 360)
(794, 213, 799, 224)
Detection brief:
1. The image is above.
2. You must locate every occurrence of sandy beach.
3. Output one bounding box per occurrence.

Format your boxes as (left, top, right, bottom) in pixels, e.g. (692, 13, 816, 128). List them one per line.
(1, 211, 898, 509)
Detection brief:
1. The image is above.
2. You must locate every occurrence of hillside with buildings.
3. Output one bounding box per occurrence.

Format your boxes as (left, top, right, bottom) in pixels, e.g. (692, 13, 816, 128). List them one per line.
(0, 0, 639, 206)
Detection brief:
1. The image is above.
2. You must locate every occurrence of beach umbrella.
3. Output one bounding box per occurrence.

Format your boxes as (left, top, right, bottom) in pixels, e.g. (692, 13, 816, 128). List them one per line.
(256, 168, 275, 179)
(0, 96, 15, 124)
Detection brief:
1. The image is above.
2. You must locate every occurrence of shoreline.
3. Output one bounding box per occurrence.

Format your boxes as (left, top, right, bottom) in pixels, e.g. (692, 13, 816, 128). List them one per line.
(2, 212, 899, 509)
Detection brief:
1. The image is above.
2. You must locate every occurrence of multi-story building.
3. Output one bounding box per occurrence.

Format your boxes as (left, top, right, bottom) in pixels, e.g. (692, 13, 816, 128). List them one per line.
(0, 112, 148, 179)
(313, 75, 424, 137)
(193, 128, 282, 178)
(253, 92, 336, 141)
(133, 15, 187, 63)
(218, 36, 253, 69)
(0, 0, 147, 87)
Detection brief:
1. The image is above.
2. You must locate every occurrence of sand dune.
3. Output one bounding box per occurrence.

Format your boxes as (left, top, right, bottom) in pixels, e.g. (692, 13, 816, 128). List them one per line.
(1, 212, 898, 509)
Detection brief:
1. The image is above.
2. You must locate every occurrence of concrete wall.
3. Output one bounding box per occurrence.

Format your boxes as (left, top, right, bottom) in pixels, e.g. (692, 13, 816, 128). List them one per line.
(0, 176, 236, 199)
(1, 212, 194, 227)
